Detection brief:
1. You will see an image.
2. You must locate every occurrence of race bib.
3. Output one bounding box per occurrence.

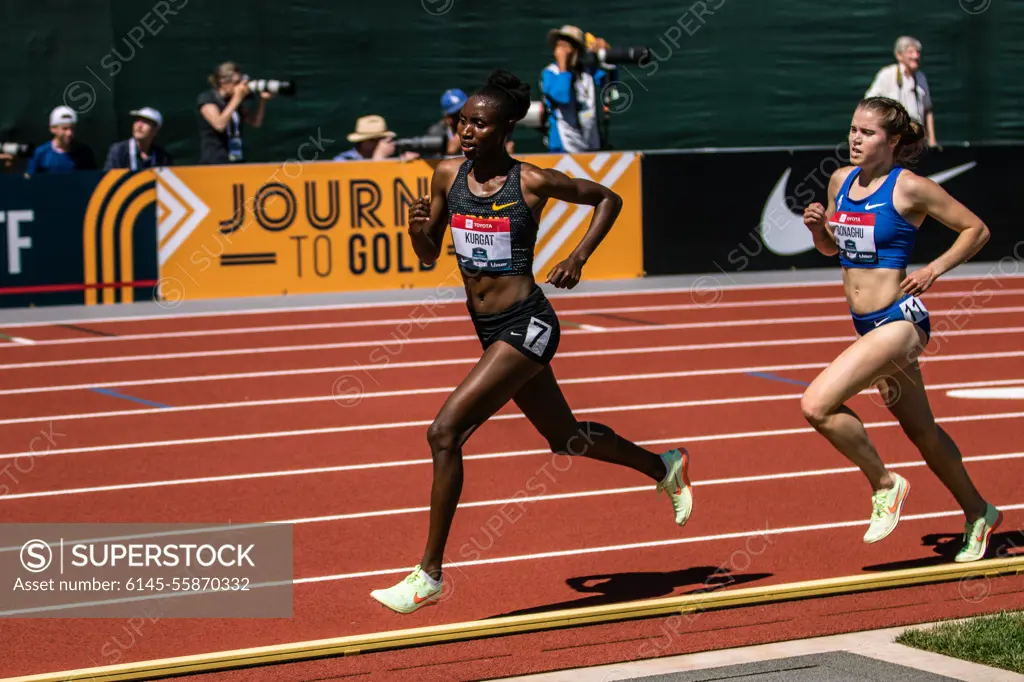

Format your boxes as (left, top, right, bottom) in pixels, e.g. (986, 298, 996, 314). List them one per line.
(829, 211, 877, 264)
(451, 214, 512, 272)
(899, 295, 929, 324)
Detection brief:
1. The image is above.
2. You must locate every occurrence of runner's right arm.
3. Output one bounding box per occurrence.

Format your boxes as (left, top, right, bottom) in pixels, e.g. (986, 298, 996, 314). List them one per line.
(803, 168, 850, 257)
(408, 159, 460, 265)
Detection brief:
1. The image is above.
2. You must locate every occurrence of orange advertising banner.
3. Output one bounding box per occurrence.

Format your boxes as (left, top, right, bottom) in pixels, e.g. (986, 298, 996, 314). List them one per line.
(155, 152, 642, 302)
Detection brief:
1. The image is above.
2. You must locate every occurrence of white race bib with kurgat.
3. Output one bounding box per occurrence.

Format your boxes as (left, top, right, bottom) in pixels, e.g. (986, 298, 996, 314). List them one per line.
(829, 211, 877, 264)
(451, 214, 512, 272)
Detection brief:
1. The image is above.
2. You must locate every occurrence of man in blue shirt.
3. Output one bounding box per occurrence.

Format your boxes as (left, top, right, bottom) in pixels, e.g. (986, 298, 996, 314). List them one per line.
(25, 106, 96, 176)
(541, 25, 615, 153)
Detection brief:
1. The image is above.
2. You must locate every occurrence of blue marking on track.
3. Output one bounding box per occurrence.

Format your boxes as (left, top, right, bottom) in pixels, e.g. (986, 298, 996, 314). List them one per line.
(89, 387, 170, 408)
(747, 372, 811, 387)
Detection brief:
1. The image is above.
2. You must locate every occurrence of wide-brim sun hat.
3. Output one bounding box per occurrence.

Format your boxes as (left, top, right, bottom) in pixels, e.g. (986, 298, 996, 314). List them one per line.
(547, 24, 585, 50)
(347, 115, 396, 143)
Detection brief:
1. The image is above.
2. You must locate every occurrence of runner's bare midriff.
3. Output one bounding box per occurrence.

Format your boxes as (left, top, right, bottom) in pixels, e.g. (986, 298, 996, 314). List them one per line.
(463, 274, 536, 314)
(842, 267, 907, 314)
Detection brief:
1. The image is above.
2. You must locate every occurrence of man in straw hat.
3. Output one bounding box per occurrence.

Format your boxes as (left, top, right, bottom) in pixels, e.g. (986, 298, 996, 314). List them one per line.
(334, 114, 419, 161)
(540, 24, 614, 153)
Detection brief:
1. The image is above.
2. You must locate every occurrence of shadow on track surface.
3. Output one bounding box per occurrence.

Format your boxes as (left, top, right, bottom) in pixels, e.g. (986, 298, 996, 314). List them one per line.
(861, 528, 1024, 572)
(485, 566, 773, 619)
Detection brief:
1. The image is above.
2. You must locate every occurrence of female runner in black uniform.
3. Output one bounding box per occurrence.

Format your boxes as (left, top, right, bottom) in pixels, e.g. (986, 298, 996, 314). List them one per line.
(371, 70, 692, 613)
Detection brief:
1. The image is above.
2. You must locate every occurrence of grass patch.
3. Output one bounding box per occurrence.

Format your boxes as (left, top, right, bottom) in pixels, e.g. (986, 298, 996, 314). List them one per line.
(896, 611, 1024, 674)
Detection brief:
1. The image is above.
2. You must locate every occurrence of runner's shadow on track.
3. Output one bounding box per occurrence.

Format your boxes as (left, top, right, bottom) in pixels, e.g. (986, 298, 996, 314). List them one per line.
(484, 566, 773, 619)
(861, 529, 1024, 572)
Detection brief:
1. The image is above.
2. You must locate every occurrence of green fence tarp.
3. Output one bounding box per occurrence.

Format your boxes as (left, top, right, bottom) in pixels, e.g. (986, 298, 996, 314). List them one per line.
(2, 0, 1020, 166)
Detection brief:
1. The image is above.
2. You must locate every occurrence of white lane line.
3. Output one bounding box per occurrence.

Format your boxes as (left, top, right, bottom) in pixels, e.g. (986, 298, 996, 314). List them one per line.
(7, 286, 1024, 348)
(3, 400, 1023, 463)
(6, 306, 1024, 370)
(2, 368, 1022, 427)
(0, 271, 1018, 330)
(3, 501, 1022, 616)
(5, 324, 1024, 396)
(3, 435, 1020, 504)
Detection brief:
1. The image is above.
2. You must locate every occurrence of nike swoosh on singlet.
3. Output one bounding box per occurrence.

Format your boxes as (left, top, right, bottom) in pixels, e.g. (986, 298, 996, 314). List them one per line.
(492, 201, 518, 210)
(758, 161, 978, 256)
(865, 202, 887, 210)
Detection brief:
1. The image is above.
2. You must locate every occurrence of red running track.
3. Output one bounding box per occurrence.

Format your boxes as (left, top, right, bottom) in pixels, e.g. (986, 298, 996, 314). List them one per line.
(1, 275, 1023, 680)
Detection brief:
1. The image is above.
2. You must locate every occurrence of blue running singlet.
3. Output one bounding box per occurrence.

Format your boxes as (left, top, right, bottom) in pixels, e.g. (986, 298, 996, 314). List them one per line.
(829, 166, 918, 270)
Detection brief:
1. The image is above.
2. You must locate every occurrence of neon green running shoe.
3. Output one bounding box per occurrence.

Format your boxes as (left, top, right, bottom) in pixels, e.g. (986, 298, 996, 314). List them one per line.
(657, 448, 693, 526)
(955, 503, 1003, 563)
(863, 473, 910, 544)
(370, 565, 442, 614)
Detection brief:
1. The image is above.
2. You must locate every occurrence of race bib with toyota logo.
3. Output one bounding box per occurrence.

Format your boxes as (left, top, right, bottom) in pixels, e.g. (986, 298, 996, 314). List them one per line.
(451, 213, 512, 272)
(829, 211, 877, 264)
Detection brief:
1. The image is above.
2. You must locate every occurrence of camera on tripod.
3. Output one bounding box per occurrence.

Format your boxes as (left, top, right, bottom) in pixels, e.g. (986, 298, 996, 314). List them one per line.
(243, 76, 296, 96)
(0, 142, 33, 158)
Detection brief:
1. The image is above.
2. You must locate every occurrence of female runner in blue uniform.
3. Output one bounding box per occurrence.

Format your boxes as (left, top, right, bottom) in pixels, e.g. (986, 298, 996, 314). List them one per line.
(371, 70, 693, 613)
(802, 96, 1001, 562)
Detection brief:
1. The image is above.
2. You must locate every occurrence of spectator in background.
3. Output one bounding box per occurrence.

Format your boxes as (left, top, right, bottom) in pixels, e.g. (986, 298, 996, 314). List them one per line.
(865, 36, 936, 146)
(334, 115, 419, 161)
(196, 61, 274, 164)
(541, 24, 614, 153)
(104, 107, 172, 170)
(25, 106, 96, 175)
(426, 88, 468, 157)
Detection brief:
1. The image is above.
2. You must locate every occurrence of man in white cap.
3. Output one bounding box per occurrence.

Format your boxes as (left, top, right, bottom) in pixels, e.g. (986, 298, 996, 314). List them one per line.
(25, 106, 97, 175)
(334, 115, 419, 161)
(103, 107, 172, 170)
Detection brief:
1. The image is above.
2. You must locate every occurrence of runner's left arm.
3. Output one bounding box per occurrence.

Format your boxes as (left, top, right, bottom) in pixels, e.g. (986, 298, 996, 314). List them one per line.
(521, 165, 622, 289)
(899, 172, 990, 295)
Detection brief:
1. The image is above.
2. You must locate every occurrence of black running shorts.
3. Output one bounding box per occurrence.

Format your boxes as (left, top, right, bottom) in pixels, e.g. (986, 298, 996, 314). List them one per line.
(467, 285, 561, 365)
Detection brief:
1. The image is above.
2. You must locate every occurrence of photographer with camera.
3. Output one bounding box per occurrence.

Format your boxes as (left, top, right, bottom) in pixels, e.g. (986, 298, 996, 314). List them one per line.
(196, 61, 276, 164)
(541, 26, 648, 153)
(334, 115, 425, 162)
(540, 25, 616, 153)
(425, 89, 468, 158)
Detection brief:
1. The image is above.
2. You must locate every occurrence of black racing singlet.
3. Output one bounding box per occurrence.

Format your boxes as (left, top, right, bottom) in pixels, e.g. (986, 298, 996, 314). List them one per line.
(446, 159, 538, 277)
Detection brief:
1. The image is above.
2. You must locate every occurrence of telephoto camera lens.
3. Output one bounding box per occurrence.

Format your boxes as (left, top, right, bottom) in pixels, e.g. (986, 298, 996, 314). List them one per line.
(598, 46, 651, 65)
(0, 142, 33, 158)
(393, 135, 446, 156)
(244, 76, 296, 96)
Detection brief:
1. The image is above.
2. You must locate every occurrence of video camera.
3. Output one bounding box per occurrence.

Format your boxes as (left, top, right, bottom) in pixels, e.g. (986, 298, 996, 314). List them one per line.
(0, 142, 33, 158)
(393, 135, 446, 156)
(243, 76, 296, 96)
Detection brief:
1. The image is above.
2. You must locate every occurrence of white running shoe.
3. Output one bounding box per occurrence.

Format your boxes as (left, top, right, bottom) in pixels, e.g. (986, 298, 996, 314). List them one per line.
(955, 503, 1003, 563)
(370, 565, 443, 614)
(863, 473, 911, 544)
(657, 448, 693, 526)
